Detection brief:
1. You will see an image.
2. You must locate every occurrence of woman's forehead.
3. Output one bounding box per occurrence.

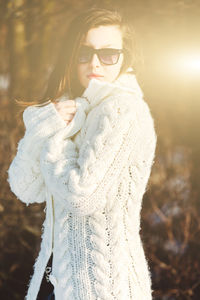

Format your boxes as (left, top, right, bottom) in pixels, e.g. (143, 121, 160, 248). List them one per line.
(82, 25, 123, 48)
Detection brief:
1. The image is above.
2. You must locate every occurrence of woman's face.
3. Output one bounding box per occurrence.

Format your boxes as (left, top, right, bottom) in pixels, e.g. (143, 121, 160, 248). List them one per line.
(77, 25, 124, 89)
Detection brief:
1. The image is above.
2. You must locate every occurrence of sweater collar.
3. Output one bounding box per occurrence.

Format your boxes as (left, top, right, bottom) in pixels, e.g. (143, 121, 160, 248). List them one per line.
(81, 68, 143, 108)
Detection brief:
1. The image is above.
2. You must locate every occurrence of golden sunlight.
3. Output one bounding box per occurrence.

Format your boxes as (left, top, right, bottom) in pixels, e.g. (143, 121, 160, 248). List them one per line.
(176, 53, 200, 76)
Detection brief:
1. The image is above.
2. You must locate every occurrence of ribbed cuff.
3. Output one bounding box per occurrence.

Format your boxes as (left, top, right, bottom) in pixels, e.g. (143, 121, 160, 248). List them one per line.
(23, 102, 67, 138)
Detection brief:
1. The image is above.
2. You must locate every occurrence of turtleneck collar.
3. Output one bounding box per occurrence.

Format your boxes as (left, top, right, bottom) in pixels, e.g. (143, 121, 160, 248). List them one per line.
(81, 68, 143, 108)
(53, 69, 144, 137)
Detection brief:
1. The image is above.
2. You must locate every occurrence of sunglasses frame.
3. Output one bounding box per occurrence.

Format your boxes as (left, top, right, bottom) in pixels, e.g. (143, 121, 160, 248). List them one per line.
(78, 46, 124, 65)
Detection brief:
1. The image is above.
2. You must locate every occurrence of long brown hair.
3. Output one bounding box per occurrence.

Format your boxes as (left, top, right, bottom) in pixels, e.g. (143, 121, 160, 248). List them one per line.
(17, 7, 138, 108)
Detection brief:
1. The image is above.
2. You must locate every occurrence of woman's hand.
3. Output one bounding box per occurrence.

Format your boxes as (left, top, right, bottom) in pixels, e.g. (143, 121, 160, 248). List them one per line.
(54, 99, 77, 125)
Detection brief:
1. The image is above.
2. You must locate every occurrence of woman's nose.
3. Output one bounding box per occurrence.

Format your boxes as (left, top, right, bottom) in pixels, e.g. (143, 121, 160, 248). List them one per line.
(90, 53, 101, 67)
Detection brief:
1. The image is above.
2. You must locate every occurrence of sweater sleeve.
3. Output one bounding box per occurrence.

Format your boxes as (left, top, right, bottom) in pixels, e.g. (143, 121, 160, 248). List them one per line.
(7, 99, 88, 205)
(40, 95, 157, 216)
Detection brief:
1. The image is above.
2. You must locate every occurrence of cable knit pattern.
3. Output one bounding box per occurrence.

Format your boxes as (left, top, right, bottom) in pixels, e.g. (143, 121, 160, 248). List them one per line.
(7, 70, 157, 300)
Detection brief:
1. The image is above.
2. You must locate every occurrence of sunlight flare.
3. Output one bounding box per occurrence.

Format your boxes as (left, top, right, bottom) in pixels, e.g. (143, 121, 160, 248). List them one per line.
(177, 53, 200, 75)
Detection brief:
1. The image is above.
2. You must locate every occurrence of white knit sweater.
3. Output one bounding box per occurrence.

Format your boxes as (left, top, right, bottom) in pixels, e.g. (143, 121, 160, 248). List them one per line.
(8, 71, 157, 300)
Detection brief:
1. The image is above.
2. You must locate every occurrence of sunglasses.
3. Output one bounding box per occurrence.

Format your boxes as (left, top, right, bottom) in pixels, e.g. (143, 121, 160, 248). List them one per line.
(78, 45, 123, 65)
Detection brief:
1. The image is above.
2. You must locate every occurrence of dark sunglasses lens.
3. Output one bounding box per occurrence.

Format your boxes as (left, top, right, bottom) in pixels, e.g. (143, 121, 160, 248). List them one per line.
(99, 49, 120, 65)
(78, 47, 92, 63)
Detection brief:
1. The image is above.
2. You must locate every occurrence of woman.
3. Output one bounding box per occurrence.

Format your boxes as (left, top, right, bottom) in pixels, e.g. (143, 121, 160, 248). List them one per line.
(8, 7, 157, 300)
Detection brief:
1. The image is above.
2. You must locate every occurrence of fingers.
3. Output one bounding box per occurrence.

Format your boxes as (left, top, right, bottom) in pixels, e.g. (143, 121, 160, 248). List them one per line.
(55, 99, 76, 107)
(59, 112, 75, 125)
(55, 103, 76, 113)
(65, 99, 76, 106)
(53, 99, 77, 125)
(54, 101, 77, 114)
(60, 106, 76, 114)
(63, 113, 74, 121)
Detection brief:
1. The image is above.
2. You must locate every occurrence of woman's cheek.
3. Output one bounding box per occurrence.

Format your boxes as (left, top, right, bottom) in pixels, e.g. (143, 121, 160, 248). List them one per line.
(107, 66, 121, 82)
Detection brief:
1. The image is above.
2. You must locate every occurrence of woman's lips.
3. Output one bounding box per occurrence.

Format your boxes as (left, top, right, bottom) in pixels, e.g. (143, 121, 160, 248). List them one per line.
(87, 74, 103, 78)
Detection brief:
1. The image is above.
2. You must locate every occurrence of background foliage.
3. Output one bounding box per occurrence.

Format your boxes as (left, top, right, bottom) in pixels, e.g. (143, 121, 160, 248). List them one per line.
(0, 0, 200, 299)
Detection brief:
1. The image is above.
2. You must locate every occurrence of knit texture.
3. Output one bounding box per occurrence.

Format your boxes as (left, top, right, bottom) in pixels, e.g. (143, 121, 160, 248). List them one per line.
(8, 71, 157, 300)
